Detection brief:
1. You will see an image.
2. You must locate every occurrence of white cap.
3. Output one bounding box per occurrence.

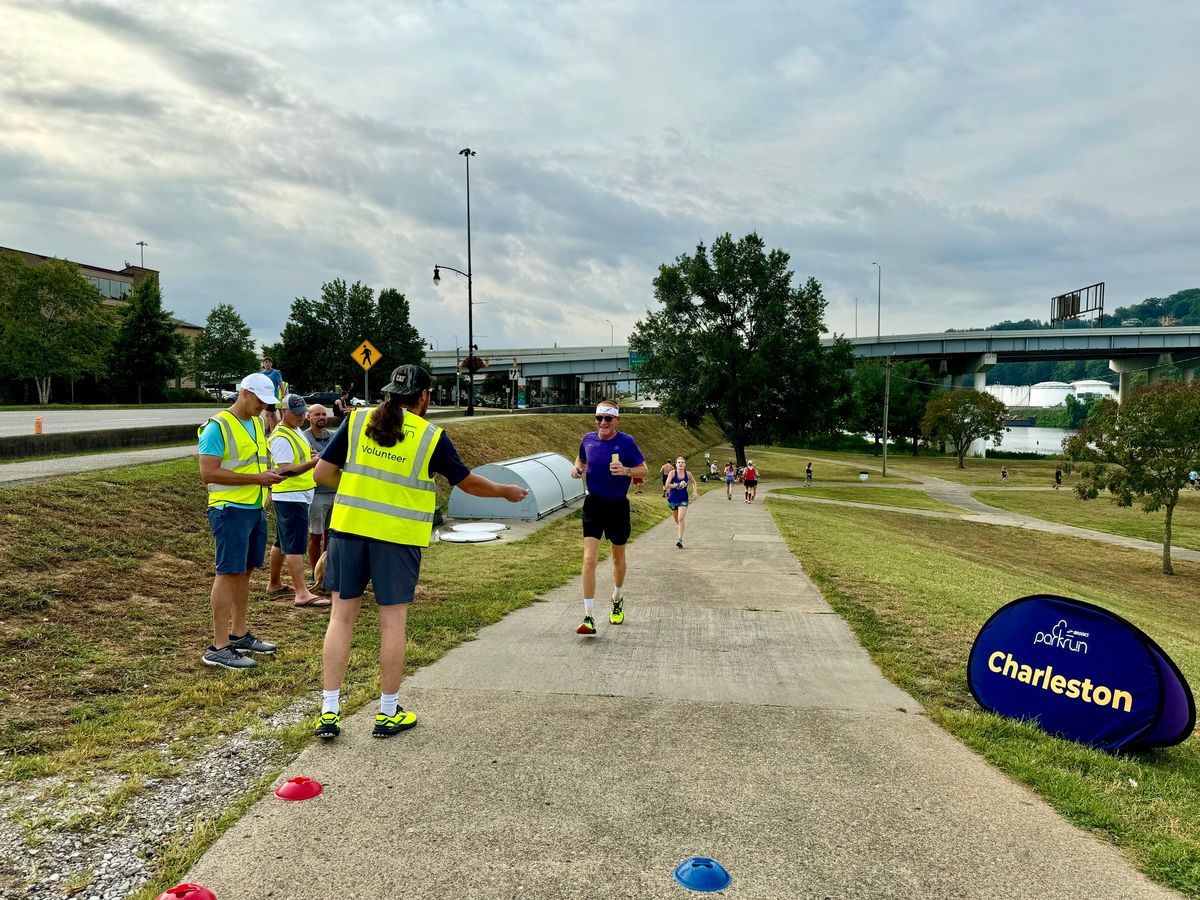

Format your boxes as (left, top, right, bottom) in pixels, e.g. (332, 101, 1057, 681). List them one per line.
(238, 372, 278, 406)
(595, 401, 620, 416)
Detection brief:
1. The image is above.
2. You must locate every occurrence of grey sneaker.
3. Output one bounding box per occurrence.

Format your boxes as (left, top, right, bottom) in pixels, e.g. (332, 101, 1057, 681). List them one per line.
(202, 645, 257, 669)
(229, 632, 277, 654)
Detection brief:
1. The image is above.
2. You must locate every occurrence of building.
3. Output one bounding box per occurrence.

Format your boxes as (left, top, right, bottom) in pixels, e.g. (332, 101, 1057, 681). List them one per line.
(0, 245, 202, 343)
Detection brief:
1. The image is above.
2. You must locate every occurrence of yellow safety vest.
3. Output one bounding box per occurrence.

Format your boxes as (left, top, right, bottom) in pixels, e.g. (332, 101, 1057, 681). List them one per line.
(330, 408, 441, 546)
(269, 424, 316, 493)
(199, 410, 268, 508)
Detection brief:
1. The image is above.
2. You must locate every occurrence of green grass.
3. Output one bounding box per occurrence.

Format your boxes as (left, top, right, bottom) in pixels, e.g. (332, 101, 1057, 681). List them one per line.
(0, 442, 193, 465)
(773, 485, 964, 513)
(975, 488, 1200, 552)
(714, 444, 918, 484)
(0, 413, 723, 893)
(767, 495, 1200, 896)
(786, 446, 1070, 487)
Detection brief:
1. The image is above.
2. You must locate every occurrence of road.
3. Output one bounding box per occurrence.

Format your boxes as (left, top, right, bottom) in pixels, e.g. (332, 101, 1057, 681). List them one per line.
(0, 407, 224, 436)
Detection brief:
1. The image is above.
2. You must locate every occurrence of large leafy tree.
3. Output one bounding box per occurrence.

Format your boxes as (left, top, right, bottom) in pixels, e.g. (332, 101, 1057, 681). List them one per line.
(1064, 382, 1200, 575)
(270, 280, 423, 397)
(0, 255, 113, 403)
(194, 303, 258, 389)
(920, 389, 1008, 468)
(853, 360, 937, 454)
(107, 273, 185, 403)
(629, 232, 852, 464)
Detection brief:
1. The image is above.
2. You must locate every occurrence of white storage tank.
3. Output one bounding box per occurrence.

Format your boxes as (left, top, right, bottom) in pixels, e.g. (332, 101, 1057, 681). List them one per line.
(449, 452, 584, 520)
(1029, 381, 1074, 407)
(1071, 379, 1115, 401)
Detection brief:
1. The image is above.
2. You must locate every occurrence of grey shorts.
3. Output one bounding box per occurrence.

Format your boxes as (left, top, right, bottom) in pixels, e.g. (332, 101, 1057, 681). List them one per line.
(309, 492, 335, 534)
(323, 532, 422, 605)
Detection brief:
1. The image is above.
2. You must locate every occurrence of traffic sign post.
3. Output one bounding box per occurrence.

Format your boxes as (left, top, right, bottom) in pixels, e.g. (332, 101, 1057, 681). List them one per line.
(352, 340, 381, 403)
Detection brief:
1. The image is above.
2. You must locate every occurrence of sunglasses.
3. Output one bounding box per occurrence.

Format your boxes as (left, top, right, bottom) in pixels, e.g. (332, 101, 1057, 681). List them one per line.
(595, 415, 615, 423)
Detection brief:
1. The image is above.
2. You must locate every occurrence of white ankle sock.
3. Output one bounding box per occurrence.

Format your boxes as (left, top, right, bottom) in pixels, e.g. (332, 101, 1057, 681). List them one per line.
(380, 692, 399, 717)
(321, 689, 340, 715)
(584, 598, 595, 615)
(612, 586, 623, 601)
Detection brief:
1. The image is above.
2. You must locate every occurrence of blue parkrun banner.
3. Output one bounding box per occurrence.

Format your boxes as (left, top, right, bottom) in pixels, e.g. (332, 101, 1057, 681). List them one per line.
(968, 595, 1195, 752)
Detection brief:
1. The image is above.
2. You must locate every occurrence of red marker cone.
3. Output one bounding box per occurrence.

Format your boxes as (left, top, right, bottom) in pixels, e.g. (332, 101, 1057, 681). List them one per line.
(156, 885, 217, 900)
(274, 776, 324, 801)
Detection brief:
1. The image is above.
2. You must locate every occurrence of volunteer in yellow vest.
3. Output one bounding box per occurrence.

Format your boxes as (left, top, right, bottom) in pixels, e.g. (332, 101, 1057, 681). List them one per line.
(264, 394, 328, 608)
(312, 364, 528, 739)
(196, 373, 287, 670)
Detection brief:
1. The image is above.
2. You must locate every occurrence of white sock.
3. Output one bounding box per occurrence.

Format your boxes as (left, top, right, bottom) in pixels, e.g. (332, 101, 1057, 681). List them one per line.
(321, 689, 340, 715)
(380, 692, 399, 717)
(612, 586, 623, 601)
(584, 598, 595, 616)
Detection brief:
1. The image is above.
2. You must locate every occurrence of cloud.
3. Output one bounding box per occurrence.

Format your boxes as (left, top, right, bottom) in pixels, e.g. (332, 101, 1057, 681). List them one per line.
(0, 0, 1197, 354)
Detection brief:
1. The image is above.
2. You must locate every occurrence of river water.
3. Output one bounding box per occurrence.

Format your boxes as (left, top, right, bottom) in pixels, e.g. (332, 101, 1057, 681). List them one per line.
(973, 426, 1074, 457)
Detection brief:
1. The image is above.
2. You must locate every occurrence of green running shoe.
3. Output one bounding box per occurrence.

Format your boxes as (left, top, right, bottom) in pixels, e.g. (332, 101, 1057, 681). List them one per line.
(610, 598, 624, 625)
(576, 615, 597, 635)
(313, 712, 340, 739)
(372, 708, 417, 738)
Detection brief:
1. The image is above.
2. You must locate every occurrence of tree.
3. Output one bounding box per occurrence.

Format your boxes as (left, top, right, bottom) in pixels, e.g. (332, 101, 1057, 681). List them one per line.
(194, 303, 258, 388)
(921, 389, 1008, 468)
(0, 255, 113, 404)
(1064, 382, 1200, 575)
(629, 232, 851, 464)
(271, 280, 423, 396)
(107, 273, 185, 403)
(889, 361, 938, 454)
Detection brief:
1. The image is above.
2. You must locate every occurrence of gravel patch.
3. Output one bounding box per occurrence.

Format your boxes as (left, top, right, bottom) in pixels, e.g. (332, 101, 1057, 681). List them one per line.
(0, 694, 316, 900)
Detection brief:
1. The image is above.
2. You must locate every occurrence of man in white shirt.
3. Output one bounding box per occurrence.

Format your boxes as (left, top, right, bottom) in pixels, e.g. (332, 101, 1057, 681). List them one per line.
(265, 394, 328, 607)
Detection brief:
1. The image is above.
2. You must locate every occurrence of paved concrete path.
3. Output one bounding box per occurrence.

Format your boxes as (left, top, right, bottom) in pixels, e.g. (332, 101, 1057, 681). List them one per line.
(185, 489, 1173, 899)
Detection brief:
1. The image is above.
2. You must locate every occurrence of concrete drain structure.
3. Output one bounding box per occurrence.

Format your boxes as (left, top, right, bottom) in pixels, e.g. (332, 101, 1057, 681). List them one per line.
(448, 451, 584, 520)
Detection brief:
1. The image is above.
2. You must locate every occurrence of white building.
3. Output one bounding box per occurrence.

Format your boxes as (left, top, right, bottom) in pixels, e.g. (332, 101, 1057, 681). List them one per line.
(1071, 379, 1115, 400)
(1029, 381, 1074, 407)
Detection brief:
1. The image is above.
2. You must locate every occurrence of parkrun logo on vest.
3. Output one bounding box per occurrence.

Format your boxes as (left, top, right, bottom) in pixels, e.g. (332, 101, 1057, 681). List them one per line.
(364, 445, 408, 465)
(1033, 619, 1089, 654)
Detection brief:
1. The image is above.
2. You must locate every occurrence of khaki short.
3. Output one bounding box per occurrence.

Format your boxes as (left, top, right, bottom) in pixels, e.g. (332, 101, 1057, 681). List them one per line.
(308, 492, 335, 535)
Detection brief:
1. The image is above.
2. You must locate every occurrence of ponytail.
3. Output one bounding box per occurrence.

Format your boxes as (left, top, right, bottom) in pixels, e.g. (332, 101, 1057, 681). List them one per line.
(365, 396, 407, 447)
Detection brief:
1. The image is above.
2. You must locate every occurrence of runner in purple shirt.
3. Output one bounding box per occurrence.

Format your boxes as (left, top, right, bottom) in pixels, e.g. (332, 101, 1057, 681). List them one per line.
(569, 400, 648, 636)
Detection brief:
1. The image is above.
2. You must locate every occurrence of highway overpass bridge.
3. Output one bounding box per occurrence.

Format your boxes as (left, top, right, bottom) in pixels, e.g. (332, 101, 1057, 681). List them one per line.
(426, 327, 1200, 405)
(837, 326, 1200, 401)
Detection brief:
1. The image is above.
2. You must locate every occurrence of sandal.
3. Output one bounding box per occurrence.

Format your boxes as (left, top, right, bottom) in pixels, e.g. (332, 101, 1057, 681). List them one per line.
(265, 586, 290, 598)
(294, 596, 332, 608)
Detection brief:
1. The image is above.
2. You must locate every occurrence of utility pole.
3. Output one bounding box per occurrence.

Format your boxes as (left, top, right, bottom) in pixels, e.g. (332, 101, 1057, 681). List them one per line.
(882, 358, 892, 478)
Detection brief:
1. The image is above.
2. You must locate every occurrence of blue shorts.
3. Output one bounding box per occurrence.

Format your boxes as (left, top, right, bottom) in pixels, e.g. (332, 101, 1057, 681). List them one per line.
(323, 533, 422, 605)
(272, 500, 310, 555)
(207, 505, 268, 575)
(667, 500, 688, 510)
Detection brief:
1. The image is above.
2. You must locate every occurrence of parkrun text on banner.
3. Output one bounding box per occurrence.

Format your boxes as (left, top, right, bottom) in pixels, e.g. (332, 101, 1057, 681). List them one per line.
(967, 594, 1194, 753)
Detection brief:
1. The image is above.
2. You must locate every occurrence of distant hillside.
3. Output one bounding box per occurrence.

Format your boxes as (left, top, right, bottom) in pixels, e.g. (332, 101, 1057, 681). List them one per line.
(957, 288, 1199, 384)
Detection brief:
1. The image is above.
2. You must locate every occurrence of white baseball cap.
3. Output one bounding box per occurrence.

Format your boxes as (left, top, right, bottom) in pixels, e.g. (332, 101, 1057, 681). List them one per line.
(238, 372, 278, 406)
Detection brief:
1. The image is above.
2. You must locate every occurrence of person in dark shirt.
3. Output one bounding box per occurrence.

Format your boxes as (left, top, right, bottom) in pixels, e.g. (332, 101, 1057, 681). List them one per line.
(310, 365, 527, 741)
(570, 400, 648, 635)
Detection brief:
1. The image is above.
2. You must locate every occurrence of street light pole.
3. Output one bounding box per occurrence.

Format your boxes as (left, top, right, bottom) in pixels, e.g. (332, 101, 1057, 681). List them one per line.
(872, 261, 881, 339)
(854, 298, 858, 338)
(461, 147, 476, 416)
(604, 318, 614, 347)
(433, 148, 479, 415)
(136, 240, 147, 268)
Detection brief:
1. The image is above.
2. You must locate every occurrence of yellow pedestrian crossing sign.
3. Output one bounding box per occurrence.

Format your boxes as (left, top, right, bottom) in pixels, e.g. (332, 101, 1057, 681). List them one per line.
(352, 340, 381, 372)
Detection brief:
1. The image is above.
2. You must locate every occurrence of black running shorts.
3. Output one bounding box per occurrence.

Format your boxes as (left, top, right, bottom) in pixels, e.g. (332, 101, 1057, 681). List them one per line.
(582, 494, 631, 545)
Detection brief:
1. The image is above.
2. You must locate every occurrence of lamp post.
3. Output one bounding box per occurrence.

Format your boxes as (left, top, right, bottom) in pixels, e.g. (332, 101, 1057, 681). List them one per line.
(136, 240, 147, 268)
(604, 318, 614, 347)
(434, 147, 478, 415)
(872, 261, 881, 339)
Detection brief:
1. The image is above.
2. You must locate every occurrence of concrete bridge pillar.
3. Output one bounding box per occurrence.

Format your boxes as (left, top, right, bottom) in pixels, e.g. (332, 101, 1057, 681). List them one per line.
(1109, 354, 1172, 402)
(947, 353, 997, 391)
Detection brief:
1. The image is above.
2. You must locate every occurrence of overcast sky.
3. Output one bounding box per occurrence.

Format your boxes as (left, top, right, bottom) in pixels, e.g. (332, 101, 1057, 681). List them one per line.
(2, 1, 1197, 352)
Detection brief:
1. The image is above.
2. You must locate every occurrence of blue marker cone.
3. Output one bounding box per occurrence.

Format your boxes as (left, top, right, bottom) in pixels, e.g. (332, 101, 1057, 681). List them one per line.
(673, 857, 732, 892)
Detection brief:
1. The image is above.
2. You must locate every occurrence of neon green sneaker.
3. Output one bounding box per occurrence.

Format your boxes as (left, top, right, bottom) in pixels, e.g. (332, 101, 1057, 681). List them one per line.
(610, 597, 624, 625)
(576, 615, 597, 635)
(313, 712, 340, 739)
(372, 708, 417, 738)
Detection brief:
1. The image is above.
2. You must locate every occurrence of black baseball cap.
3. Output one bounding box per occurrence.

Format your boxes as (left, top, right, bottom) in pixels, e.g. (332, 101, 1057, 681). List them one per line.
(381, 364, 432, 397)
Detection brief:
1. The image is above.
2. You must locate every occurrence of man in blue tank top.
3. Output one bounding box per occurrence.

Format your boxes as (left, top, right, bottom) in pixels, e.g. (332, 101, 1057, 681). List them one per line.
(570, 400, 648, 635)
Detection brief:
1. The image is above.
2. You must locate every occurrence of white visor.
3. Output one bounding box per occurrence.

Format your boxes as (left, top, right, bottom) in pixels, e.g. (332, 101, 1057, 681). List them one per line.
(595, 403, 619, 417)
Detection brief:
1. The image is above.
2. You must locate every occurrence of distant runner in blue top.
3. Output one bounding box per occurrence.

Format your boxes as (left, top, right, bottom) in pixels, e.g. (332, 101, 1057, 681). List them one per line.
(665, 455, 697, 548)
(570, 400, 648, 635)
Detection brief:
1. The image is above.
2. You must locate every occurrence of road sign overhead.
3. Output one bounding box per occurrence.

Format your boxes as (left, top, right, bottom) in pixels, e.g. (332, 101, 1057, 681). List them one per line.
(352, 340, 381, 371)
